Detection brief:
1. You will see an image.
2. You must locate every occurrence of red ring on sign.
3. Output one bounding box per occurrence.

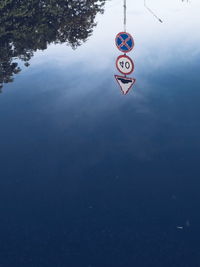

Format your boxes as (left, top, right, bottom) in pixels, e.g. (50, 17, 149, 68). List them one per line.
(115, 32, 134, 53)
(116, 55, 134, 75)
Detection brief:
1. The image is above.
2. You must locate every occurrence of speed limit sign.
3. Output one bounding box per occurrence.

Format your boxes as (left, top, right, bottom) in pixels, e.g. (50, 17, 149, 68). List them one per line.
(116, 55, 134, 75)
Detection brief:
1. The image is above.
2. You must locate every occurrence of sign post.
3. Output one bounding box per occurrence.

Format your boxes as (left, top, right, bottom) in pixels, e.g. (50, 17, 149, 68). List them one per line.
(114, 1, 136, 95)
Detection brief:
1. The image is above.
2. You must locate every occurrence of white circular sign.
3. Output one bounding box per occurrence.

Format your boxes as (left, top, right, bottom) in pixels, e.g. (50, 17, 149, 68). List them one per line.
(116, 55, 134, 75)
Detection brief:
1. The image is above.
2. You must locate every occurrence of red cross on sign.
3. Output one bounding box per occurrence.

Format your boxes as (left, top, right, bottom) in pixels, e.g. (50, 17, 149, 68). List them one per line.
(115, 32, 134, 53)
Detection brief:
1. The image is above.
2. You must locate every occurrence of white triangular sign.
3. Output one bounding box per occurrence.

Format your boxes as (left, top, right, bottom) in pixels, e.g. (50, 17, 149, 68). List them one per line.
(114, 75, 136, 95)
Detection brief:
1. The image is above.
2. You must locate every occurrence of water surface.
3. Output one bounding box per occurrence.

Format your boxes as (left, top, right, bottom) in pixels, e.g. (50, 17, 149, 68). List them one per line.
(1, 1, 200, 266)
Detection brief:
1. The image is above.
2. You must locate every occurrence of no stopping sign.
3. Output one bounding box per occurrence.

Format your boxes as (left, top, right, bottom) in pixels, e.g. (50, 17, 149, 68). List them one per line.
(115, 32, 134, 53)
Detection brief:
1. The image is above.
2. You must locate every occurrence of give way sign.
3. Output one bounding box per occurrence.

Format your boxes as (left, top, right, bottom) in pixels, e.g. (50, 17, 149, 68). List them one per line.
(114, 75, 136, 95)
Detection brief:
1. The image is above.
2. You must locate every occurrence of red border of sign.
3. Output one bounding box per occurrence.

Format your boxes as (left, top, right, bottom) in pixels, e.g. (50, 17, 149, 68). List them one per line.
(114, 75, 136, 95)
(116, 55, 134, 75)
(115, 32, 134, 53)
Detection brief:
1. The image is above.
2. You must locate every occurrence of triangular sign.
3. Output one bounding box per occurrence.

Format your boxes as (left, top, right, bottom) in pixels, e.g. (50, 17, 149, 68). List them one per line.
(114, 75, 136, 95)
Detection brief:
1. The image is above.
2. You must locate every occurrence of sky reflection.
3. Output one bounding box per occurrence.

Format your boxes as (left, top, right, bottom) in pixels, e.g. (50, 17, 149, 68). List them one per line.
(1, 1, 200, 267)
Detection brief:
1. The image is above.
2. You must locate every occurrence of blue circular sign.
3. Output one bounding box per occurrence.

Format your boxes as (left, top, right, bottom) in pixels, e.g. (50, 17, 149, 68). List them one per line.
(115, 32, 134, 53)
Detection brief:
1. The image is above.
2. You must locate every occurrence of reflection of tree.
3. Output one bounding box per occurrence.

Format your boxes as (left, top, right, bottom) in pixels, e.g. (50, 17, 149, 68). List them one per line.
(0, 0, 106, 90)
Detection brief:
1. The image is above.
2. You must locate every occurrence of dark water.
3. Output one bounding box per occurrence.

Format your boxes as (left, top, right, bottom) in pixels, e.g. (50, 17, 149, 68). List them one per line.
(1, 1, 200, 267)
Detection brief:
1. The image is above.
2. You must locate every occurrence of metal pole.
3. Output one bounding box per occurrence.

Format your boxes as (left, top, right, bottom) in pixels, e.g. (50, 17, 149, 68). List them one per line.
(144, 0, 163, 23)
(124, 0, 127, 32)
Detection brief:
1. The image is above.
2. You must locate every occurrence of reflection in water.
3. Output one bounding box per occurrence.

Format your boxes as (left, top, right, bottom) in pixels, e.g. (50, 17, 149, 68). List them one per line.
(0, 0, 106, 90)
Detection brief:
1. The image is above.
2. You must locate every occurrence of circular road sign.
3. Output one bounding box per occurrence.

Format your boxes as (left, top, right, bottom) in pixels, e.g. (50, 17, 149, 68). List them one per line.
(115, 32, 134, 53)
(116, 55, 134, 75)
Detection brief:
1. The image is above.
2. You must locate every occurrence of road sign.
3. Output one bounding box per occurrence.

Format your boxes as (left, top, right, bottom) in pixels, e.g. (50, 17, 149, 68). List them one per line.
(115, 32, 134, 53)
(114, 75, 136, 95)
(116, 55, 134, 75)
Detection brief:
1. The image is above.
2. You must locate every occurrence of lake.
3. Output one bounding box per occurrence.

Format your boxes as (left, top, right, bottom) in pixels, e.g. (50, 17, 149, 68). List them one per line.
(1, 0, 200, 266)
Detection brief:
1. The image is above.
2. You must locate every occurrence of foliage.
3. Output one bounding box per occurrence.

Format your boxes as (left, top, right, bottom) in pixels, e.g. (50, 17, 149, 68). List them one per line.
(0, 0, 106, 89)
